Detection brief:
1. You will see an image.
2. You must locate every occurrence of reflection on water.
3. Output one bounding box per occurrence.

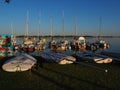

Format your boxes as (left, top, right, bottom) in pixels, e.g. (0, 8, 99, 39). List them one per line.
(15, 37, 120, 56)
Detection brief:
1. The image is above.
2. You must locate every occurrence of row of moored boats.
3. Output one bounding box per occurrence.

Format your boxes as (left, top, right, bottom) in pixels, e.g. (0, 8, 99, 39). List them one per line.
(13, 36, 110, 52)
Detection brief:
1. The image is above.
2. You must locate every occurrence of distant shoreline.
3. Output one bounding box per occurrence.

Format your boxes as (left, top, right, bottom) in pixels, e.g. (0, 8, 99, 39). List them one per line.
(16, 35, 120, 38)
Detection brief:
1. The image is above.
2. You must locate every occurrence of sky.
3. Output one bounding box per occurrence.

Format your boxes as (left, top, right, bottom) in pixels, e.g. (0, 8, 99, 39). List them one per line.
(0, 0, 120, 36)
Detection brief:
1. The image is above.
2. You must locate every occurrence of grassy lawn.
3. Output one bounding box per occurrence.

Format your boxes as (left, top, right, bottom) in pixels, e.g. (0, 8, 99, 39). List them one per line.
(0, 56, 120, 90)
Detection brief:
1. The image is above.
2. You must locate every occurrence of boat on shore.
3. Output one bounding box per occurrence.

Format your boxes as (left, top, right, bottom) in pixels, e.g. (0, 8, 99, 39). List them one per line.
(100, 51, 120, 61)
(76, 51, 112, 64)
(41, 51, 76, 64)
(2, 53, 37, 72)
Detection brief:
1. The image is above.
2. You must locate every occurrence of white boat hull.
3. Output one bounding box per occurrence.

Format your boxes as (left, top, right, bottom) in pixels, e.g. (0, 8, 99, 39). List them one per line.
(41, 52, 76, 64)
(2, 53, 37, 72)
(76, 51, 112, 64)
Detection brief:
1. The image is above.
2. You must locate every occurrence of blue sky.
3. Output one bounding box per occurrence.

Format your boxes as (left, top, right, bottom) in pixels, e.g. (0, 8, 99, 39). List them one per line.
(0, 0, 120, 36)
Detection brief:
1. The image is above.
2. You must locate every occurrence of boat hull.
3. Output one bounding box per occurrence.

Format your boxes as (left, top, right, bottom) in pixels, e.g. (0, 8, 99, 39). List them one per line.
(76, 51, 112, 64)
(41, 52, 76, 64)
(2, 53, 37, 72)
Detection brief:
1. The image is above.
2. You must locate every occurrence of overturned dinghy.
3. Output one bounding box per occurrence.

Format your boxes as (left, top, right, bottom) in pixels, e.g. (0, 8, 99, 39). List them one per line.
(100, 51, 120, 61)
(41, 52, 76, 64)
(2, 53, 37, 72)
(76, 51, 112, 64)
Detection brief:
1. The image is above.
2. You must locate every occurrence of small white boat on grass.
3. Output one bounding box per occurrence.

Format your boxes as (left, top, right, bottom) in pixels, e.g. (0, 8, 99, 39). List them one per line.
(41, 52, 76, 64)
(2, 53, 37, 72)
(100, 51, 120, 61)
(76, 51, 112, 64)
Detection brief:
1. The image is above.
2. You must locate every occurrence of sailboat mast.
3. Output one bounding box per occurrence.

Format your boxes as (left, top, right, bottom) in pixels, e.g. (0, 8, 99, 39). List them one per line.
(26, 10, 29, 38)
(74, 16, 77, 39)
(11, 23, 13, 35)
(38, 15, 40, 40)
(98, 16, 102, 39)
(50, 15, 53, 40)
(62, 10, 65, 39)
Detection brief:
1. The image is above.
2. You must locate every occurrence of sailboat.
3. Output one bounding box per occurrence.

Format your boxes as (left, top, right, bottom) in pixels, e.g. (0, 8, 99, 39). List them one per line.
(35, 15, 46, 51)
(94, 17, 110, 49)
(70, 17, 86, 50)
(11, 23, 20, 51)
(55, 11, 71, 51)
(48, 15, 57, 50)
(21, 10, 35, 52)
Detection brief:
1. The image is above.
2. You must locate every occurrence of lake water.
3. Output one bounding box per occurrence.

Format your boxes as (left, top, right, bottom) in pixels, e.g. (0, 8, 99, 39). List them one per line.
(16, 37, 120, 55)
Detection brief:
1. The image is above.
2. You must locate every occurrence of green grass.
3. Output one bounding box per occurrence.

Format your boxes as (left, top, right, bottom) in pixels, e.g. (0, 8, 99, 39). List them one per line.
(0, 56, 120, 90)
